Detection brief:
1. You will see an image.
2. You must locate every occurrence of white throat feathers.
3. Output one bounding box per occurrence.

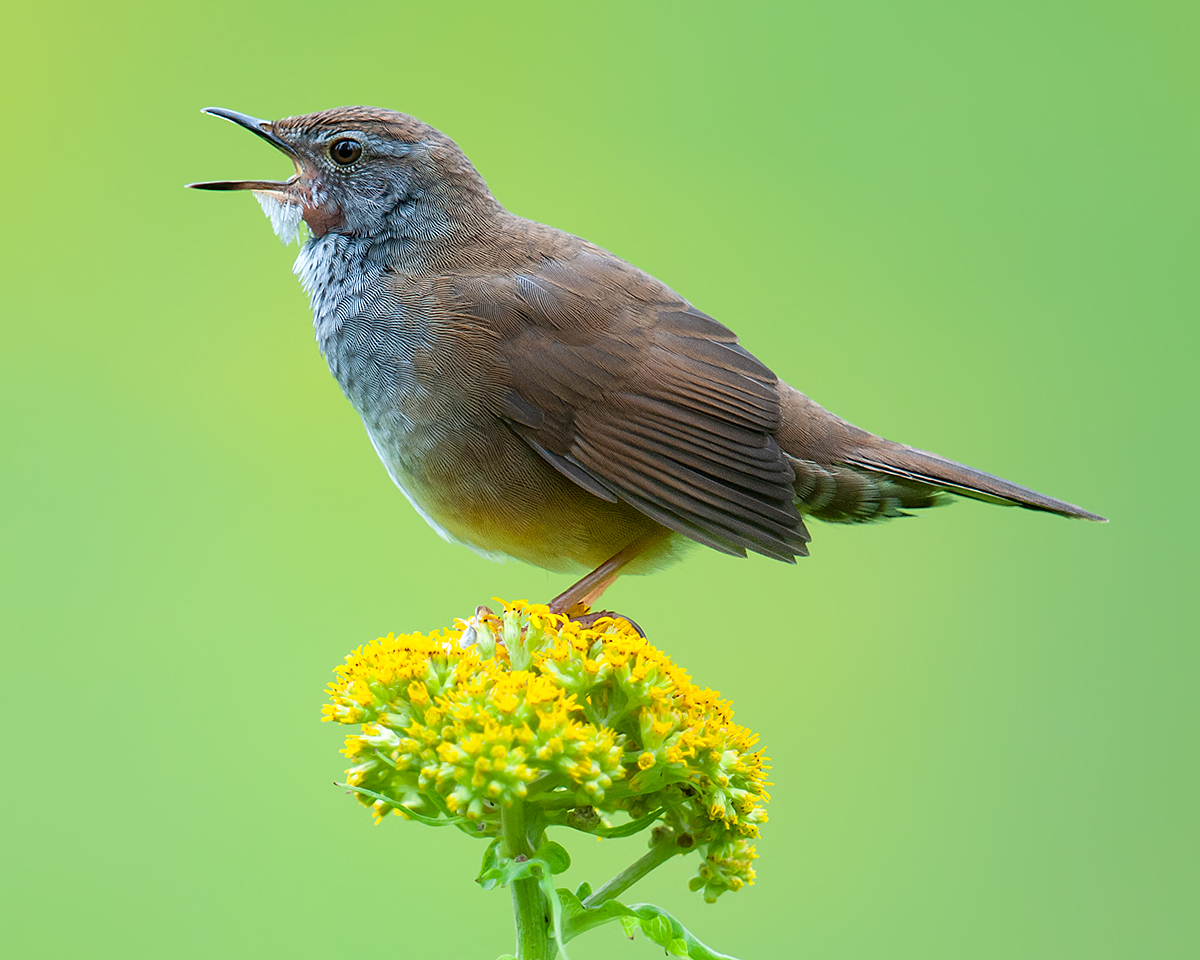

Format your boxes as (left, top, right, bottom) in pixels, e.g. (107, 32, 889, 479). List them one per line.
(254, 192, 306, 245)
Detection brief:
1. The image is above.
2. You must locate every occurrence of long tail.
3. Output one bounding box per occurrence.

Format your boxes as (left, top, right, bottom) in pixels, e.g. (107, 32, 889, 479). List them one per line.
(775, 384, 1106, 524)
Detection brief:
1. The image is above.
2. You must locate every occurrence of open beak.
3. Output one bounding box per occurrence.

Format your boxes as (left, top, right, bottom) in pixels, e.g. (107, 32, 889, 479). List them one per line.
(187, 107, 299, 194)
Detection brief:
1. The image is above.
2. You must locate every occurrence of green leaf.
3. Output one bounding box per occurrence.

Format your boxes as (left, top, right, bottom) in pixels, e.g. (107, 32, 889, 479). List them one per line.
(535, 839, 571, 874)
(477, 844, 541, 889)
(558, 888, 636, 943)
(476, 838, 507, 890)
(538, 863, 568, 960)
(424, 787, 457, 817)
(628, 904, 743, 960)
(477, 838, 572, 892)
(591, 806, 669, 839)
(642, 915, 675, 948)
(558, 892, 742, 958)
(335, 783, 465, 828)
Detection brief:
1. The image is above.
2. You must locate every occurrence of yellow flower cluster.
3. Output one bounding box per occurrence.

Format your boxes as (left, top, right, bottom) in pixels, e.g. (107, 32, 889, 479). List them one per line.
(323, 601, 769, 899)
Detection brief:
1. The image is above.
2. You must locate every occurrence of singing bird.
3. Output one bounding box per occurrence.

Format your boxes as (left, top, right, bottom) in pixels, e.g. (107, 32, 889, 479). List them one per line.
(190, 106, 1103, 613)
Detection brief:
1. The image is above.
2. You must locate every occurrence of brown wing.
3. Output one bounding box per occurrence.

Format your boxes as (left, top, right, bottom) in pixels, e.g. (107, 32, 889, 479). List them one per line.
(440, 243, 810, 561)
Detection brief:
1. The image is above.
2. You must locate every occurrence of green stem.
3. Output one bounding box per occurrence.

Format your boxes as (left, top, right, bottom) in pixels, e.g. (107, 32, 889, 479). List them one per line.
(502, 801, 552, 960)
(582, 828, 682, 909)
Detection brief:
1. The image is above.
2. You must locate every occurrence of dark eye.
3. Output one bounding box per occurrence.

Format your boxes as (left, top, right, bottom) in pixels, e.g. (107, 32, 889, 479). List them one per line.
(330, 139, 362, 166)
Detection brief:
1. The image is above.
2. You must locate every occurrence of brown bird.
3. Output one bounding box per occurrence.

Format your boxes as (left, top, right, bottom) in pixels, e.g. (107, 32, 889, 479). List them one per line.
(190, 106, 1104, 615)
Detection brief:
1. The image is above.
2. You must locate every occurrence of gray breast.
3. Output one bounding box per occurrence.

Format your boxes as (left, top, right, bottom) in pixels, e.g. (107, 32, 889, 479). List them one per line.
(291, 233, 504, 557)
(294, 233, 428, 469)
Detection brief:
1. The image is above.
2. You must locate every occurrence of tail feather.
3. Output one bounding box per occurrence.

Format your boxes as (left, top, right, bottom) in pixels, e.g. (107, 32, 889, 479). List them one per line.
(787, 456, 946, 523)
(845, 443, 1106, 521)
(775, 382, 1106, 523)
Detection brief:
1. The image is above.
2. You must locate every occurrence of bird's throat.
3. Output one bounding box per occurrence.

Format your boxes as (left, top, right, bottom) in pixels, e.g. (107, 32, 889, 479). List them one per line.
(302, 201, 345, 239)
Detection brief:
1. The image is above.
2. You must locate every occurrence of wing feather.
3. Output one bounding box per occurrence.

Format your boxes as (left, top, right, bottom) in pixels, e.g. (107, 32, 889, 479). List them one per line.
(444, 245, 811, 560)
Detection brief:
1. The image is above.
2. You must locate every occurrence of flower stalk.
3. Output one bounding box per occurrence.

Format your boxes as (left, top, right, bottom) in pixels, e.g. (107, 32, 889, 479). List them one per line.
(583, 825, 687, 910)
(502, 802, 552, 960)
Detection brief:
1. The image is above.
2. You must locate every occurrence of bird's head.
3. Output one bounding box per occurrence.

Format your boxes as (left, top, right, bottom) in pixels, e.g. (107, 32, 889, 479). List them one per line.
(188, 106, 497, 244)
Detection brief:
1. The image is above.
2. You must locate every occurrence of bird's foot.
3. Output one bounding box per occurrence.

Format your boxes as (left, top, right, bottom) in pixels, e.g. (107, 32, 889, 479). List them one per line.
(465, 599, 644, 646)
(559, 603, 645, 638)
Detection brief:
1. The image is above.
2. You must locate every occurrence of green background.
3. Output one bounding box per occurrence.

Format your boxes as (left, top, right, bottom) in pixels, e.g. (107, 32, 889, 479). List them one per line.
(3, 2, 1195, 957)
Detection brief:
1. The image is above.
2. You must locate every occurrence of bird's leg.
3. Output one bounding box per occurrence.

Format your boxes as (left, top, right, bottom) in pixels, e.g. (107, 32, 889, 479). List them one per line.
(547, 529, 668, 626)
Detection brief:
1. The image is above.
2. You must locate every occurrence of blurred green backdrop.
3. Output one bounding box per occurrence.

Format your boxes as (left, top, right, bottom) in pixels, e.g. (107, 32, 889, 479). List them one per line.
(2, 1, 1195, 957)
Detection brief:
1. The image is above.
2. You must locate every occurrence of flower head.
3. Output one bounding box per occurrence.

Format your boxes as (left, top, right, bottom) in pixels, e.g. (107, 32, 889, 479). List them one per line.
(323, 601, 769, 899)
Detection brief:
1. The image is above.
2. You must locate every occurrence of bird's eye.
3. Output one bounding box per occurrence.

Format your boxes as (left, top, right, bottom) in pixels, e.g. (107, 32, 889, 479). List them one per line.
(330, 139, 362, 166)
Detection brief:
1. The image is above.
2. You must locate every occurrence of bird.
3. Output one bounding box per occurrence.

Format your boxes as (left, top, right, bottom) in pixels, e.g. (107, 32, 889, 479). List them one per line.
(189, 105, 1104, 615)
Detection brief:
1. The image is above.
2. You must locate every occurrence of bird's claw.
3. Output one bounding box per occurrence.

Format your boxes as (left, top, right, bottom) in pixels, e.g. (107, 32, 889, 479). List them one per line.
(564, 607, 645, 638)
